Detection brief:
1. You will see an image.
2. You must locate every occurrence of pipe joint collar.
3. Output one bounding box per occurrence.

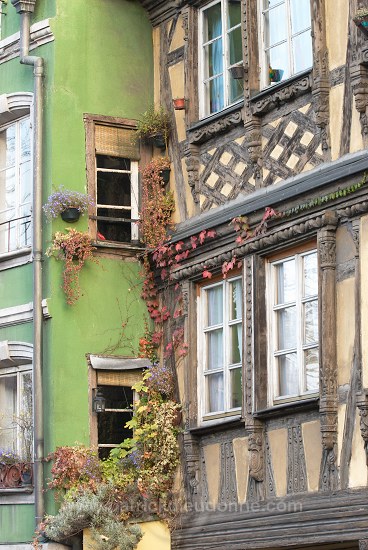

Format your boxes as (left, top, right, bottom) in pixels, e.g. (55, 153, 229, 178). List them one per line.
(11, 0, 37, 13)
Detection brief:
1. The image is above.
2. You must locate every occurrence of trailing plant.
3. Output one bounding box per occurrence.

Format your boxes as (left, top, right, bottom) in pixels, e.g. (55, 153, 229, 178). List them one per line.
(43, 186, 94, 221)
(354, 7, 368, 21)
(139, 158, 175, 248)
(46, 228, 98, 305)
(43, 483, 142, 550)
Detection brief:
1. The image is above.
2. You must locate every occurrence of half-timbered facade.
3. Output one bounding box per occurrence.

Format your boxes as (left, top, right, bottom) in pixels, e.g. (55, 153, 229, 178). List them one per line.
(140, 0, 368, 548)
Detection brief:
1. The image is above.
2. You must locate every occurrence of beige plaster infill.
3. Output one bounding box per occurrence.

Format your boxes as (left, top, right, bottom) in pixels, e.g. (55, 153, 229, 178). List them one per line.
(361, 215, 368, 388)
(169, 15, 185, 52)
(337, 403, 346, 467)
(268, 428, 287, 497)
(329, 85, 344, 161)
(203, 443, 221, 507)
(233, 437, 249, 503)
(337, 278, 355, 387)
(350, 97, 364, 154)
(84, 522, 170, 550)
(330, 84, 344, 160)
(168, 63, 186, 142)
(348, 411, 367, 488)
(326, 0, 349, 70)
(302, 421, 322, 492)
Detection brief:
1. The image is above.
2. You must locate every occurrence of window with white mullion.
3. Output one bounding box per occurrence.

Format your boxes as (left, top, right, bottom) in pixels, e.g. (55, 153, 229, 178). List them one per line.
(269, 250, 318, 403)
(259, 0, 312, 89)
(200, 276, 242, 418)
(199, 0, 242, 118)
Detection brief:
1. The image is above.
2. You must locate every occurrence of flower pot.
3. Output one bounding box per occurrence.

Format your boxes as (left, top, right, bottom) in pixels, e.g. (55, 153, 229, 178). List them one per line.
(173, 98, 186, 110)
(21, 465, 33, 486)
(61, 207, 81, 223)
(159, 168, 171, 184)
(269, 68, 284, 83)
(229, 65, 245, 80)
(152, 134, 166, 149)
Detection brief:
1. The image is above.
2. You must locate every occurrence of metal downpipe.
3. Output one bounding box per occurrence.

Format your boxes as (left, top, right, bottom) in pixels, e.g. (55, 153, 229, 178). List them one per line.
(11, 3, 45, 527)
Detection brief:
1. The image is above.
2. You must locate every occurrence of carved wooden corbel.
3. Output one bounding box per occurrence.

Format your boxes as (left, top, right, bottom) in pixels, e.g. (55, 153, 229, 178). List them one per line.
(351, 61, 368, 141)
(357, 391, 368, 466)
(183, 432, 200, 501)
(184, 145, 200, 204)
(243, 117, 262, 187)
(248, 427, 264, 482)
(318, 211, 338, 490)
(311, 0, 330, 155)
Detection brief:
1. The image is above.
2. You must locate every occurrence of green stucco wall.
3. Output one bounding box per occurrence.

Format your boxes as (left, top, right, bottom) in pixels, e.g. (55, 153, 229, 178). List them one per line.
(0, 0, 152, 544)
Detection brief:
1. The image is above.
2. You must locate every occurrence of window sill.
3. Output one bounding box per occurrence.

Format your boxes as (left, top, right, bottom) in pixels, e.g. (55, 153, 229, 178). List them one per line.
(250, 68, 313, 116)
(190, 415, 243, 436)
(188, 101, 244, 145)
(0, 247, 32, 271)
(253, 397, 319, 419)
(93, 241, 144, 258)
(0, 486, 34, 504)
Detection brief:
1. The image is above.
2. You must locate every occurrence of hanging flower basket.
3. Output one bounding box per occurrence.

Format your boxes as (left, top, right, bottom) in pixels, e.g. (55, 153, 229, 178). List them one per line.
(159, 168, 171, 184)
(61, 207, 81, 223)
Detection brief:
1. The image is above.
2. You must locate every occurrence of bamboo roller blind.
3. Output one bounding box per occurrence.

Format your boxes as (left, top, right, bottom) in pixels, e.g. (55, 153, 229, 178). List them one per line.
(96, 370, 141, 387)
(95, 124, 140, 160)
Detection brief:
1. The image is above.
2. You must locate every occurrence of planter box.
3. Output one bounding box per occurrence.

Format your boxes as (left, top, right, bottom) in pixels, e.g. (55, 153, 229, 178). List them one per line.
(0, 462, 33, 488)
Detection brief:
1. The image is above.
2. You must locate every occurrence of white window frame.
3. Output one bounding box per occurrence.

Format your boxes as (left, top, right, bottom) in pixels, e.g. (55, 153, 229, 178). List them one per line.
(267, 249, 319, 405)
(199, 0, 243, 118)
(0, 115, 32, 257)
(95, 157, 139, 243)
(198, 275, 242, 420)
(259, 0, 312, 90)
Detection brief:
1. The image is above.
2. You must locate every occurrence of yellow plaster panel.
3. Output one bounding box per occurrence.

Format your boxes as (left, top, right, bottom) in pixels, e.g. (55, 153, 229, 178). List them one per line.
(300, 131, 314, 147)
(298, 103, 311, 114)
(220, 151, 233, 165)
(349, 411, 367, 488)
(268, 428, 288, 497)
(271, 144, 283, 160)
(203, 443, 221, 506)
(235, 136, 245, 145)
(286, 153, 299, 170)
(326, 0, 349, 69)
(302, 421, 322, 492)
(337, 278, 355, 386)
(169, 15, 185, 52)
(174, 108, 186, 143)
(221, 182, 233, 197)
(233, 437, 249, 503)
(206, 173, 219, 188)
(84, 523, 171, 550)
(350, 98, 364, 153)
(337, 404, 346, 467)
(284, 121, 297, 137)
(361, 215, 368, 388)
(329, 85, 344, 161)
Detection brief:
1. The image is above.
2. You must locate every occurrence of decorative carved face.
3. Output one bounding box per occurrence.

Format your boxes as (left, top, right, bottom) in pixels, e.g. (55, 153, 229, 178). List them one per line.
(354, 87, 368, 113)
(248, 433, 264, 482)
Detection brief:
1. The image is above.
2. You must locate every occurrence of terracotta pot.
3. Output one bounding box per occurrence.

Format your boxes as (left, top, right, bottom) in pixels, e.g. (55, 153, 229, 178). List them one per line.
(61, 207, 81, 223)
(173, 98, 186, 110)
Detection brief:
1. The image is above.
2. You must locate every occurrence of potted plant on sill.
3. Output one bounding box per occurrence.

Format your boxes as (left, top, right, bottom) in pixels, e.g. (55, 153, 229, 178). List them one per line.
(46, 228, 98, 305)
(43, 186, 94, 223)
(354, 8, 368, 35)
(0, 449, 33, 489)
(136, 105, 171, 152)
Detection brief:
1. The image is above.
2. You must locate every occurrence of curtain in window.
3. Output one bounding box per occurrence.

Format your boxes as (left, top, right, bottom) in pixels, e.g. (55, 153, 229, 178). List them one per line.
(204, 4, 224, 114)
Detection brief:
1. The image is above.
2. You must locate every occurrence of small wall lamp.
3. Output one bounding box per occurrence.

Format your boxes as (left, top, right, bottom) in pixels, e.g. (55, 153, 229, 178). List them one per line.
(92, 388, 106, 413)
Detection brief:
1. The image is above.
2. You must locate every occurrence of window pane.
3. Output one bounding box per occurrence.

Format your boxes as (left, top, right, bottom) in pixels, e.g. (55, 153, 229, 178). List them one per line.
(96, 155, 130, 171)
(20, 372, 33, 461)
(277, 306, 297, 349)
(304, 348, 319, 392)
(292, 31, 313, 73)
(229, 279, 242, 320)
(229, 75, 243, 103)
(276, 258, 296, 304)
(19, 204, 32, 248)
(1, 124, 15, 169)
(20, 160, 32, 205)
(228, 27, 242, 66)
(266, 4, 287, 47)
(97, 385, 133, 459)
(208, 76, 225, 113)
(20, 119, 31, 162)
(203, 2, 222, 42)
(277, 353, 298, 397)
(230, 323, 242, 364)
(97, 172, 131, 208)
(206, 329, 223, 370)
(230, 367, 242, 408)
(4, 168, 16, 209)
(304, 300, 318, 344)
(228, 0, 241, 28)
(303, 252, 318, 297)
(269, 42, 289, 81)
(0, 375, 17, 452)
(290, 0, 311, 35)
(206, 372, 224, 413)
(206, 285, 223, 326)
(205, 39, 223, 78)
